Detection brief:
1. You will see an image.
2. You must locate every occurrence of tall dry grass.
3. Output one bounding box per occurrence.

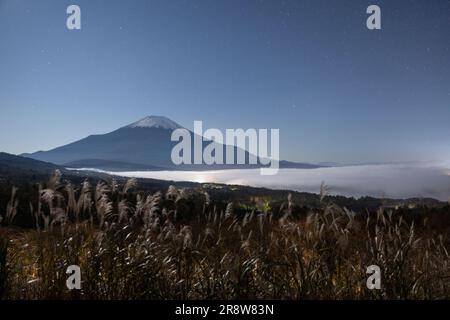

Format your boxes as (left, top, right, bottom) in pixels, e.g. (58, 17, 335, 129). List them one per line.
(0, 170, 449, 299)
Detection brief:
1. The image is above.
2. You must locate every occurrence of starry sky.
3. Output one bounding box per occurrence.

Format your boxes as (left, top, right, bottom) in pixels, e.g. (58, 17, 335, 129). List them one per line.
(0, 0, 449, 164)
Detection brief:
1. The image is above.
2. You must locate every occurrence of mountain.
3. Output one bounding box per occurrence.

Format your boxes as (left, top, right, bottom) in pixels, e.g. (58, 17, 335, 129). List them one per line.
(24, 115, 322, 170)
(0, 152, 66, 184)
(0, 152, 62, 173)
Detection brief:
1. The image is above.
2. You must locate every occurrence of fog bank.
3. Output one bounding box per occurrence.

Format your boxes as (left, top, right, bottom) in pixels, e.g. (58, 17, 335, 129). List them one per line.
(73, 163, 450, 201)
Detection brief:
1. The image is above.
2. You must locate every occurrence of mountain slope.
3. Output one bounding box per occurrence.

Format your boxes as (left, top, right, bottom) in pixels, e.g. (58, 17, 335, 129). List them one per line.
(64, 159, 165, 171)
(0, 152, 62, 173)
(0, 152, 66, 184)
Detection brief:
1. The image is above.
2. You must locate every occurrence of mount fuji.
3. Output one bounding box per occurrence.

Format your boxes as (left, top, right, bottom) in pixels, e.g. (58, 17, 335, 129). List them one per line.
(23, 116, 321, 171)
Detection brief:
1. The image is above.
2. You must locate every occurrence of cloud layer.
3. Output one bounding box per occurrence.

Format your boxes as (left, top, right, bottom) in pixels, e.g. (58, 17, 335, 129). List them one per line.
(80, 163, 450, 201)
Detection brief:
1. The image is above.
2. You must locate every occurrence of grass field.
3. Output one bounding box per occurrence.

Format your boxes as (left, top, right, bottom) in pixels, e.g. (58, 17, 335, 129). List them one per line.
(1, 171, 449, 299)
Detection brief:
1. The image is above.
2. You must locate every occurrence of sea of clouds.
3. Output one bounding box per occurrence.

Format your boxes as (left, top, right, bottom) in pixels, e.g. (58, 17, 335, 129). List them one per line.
(72, 162, 450, 201)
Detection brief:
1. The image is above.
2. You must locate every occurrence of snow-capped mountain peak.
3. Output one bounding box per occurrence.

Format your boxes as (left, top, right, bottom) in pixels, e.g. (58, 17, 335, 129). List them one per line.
(126, 116, 182, 130)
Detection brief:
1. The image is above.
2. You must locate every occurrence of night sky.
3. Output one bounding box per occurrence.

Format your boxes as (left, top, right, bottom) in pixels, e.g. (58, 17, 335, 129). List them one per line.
(0, 0, 449, 164)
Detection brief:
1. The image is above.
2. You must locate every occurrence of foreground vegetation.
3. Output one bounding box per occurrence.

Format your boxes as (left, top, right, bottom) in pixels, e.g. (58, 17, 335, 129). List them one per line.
(0, 171, 449, 299)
